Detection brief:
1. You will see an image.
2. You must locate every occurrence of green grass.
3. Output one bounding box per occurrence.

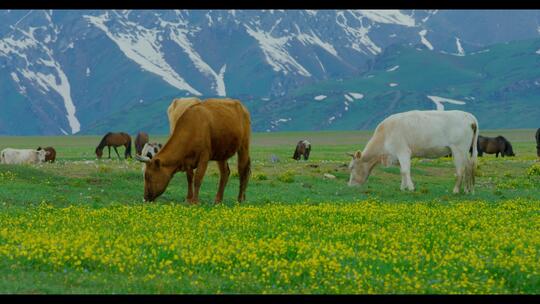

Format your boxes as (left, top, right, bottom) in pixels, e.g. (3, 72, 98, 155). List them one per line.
(0, 130, 539, 293)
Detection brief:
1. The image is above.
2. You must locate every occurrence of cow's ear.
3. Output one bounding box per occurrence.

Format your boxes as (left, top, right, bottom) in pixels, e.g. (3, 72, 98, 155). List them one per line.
(354, 150, 362, 159)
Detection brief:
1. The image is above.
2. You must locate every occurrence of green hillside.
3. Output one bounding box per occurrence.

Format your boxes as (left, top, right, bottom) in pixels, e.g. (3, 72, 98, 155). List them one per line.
(82, 38, 540, 135)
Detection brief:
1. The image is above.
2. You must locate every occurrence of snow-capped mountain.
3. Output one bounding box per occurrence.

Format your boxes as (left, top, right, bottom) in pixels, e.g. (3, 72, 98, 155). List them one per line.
(1, 9, 540, 135)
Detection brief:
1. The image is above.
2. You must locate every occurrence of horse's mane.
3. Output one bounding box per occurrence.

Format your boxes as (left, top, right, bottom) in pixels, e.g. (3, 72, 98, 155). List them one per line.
(96, 132, 113, 150)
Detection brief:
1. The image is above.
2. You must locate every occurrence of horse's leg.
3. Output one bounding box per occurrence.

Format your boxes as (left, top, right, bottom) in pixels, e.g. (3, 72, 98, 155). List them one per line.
(113, 146, 121, 159)
(451, 146, 466, 194)
(397, 153, 414, 191)
(237, 147, 251, 202)
(186, 168, 194, 203)
(192, 156, 209, 204)
(215, 160, 230, 204)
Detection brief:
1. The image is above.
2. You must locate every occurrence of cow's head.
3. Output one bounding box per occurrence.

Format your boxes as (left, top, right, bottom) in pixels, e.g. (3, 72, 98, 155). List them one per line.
(36, 149, 49, 162)
(136, 155, 171, 202)
(347, 150, 377, 187)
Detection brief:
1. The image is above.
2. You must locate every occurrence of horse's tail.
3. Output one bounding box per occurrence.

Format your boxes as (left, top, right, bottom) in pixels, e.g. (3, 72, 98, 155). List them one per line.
(465, 120, 479, 194)
(125, 135, 132, 158)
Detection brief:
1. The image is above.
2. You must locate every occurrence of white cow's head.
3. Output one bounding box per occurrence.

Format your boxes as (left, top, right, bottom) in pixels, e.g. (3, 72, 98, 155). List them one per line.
(36, 148, 49, 163)
(347, 150, 377, 187)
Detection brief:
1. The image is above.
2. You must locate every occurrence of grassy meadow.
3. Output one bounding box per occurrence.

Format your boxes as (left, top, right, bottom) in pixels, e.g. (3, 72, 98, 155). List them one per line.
(0, 129, 539, 293)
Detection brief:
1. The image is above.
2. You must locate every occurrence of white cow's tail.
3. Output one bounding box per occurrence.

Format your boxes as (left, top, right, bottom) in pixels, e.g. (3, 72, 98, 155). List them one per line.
(465, 121, 479, 193)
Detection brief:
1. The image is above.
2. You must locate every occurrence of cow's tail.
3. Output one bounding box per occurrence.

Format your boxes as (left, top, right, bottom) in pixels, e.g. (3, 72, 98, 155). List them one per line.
(465, 120, 479, 194)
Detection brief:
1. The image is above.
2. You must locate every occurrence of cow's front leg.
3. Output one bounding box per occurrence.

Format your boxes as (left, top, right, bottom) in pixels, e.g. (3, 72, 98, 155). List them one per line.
(186, 168, 194, 203)
(398, 154, 414, 191)
(191, 157, 209, 204)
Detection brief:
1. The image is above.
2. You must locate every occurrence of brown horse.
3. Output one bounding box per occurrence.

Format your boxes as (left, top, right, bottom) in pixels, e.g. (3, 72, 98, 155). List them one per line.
(135, 132, 149, 155)
(37, 146, 56, 163)
(292, 140, 311, 160)
(477, 135, 515, 157)
(95, 132, 132, 159)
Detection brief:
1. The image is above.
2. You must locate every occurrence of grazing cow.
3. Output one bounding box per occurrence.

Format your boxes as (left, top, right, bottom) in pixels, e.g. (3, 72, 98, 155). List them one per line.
(141, 142, 162, 159)
(536, 128, 540, 159)
(292, 140, 311, 160)
(167, 97, 202, 135)
(348, 110, 479, 194)
(135, 132, 149, 156)
(136, 98, 251, 204)
(37, 146, 56, 163)
(0, 148, 49, 164)
(477, 135, 515, 157)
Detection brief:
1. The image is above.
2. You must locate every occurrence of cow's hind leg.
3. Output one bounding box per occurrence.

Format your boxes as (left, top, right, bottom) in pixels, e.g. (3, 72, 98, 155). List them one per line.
(451, 146, 466, 194)
(215, 160, 230, 204)
(398, 153, 414, 191)
(237, 148, 251, 202)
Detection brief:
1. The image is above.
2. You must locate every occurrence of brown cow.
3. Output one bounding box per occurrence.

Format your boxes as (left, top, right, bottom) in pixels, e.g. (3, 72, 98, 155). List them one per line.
(37, 146, 56, 163)
(135, 132, 149, 155)
(136, 98, 251, 204)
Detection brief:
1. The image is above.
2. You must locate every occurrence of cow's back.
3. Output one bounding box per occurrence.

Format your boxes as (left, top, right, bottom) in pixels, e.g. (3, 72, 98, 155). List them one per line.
(378, 110, 477, 153)
(177, 98, 251, 160)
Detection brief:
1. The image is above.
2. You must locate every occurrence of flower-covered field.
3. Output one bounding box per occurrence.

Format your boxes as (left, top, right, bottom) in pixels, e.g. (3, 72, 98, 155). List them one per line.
(0, 130, 539, 293)
(1, 200, 539, 293)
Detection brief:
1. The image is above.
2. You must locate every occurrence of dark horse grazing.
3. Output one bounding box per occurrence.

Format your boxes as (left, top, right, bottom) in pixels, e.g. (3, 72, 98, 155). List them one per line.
(135, 132, 149, 156)
(95, 132, 132, 159)
(292, 140, 311, 160)
(136, 98, 251, 204)
(476, 135, 515, 157)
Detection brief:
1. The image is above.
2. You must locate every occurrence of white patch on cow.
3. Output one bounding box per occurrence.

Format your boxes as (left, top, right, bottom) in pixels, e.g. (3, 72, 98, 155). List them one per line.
(314, 95, 327, 101)
(386, 65, 399, 72)
(427, 95, 466, 111)
(419, 29, 434, 50)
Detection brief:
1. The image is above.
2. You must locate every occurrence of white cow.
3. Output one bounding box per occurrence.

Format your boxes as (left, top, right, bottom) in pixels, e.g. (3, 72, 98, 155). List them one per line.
(348, 110, 479, 194)
(0, 148, 49, 165)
